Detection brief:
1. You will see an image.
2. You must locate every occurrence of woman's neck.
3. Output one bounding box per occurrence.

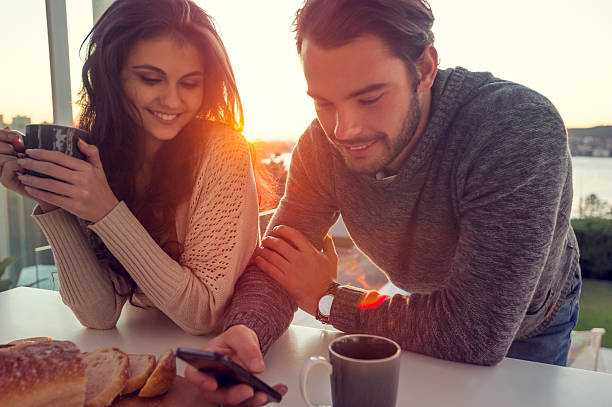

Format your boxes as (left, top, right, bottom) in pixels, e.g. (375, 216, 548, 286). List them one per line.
(135, 139, 162, 198)
(144, 137, 164, 164)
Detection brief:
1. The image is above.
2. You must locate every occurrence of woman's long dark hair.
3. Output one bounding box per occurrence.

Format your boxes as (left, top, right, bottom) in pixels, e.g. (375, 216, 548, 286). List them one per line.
(77, 0, 247, 301)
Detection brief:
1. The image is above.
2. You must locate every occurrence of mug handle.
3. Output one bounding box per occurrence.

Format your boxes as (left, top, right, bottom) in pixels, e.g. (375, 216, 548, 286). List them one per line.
(300, 356, 333, 407)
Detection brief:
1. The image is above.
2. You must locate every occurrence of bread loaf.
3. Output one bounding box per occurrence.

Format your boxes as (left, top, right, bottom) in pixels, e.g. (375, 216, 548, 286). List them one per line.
(121, 354, 156, 395)
(138, 349, 176, 398)
(83, 348, 129, 407)
(0, 336, 52, 352)
(0, 340, 86, 407)
(1, 338, 177, 405)
(8, 336, 52, 346)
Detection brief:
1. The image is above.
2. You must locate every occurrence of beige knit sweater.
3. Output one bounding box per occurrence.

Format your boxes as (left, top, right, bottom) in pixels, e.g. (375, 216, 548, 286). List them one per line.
(33, 128, 259, 334)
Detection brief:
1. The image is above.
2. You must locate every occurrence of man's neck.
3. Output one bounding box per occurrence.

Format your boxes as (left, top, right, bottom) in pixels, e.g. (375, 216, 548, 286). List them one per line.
(384, 89, 433, 175)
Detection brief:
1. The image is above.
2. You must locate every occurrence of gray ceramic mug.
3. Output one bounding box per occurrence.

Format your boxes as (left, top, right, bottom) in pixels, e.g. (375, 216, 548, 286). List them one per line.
(300, 334, 401, 407)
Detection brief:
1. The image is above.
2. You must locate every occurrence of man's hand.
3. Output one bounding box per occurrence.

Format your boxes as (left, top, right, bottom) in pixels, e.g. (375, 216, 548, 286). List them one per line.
(184, 325, 287, 406)
(255, 225, 338, 315)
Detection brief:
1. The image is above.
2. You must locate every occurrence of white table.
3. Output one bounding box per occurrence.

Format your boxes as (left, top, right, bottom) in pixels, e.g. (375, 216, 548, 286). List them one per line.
(1, 287, 611, 406)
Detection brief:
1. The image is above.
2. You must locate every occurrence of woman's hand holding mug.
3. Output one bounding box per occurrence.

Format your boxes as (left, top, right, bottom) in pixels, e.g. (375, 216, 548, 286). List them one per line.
(17, 137, 119, 223)
(2, 124, 119, 222)
(0, 127, 56, 211)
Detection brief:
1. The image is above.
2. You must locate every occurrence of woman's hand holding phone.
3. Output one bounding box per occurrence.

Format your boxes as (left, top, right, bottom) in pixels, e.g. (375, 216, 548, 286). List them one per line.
(184, 325, 287, 406)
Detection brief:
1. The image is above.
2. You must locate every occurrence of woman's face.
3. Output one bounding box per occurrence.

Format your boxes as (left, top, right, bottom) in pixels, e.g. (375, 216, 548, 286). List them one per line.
(121, 34, 205, 143)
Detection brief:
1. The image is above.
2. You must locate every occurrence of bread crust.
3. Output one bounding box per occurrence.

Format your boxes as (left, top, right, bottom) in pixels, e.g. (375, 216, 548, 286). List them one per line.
(0, 340, 86, 407)
(0, 337, 52, 353)
(138, 349, 176, 398)
(8, 336, 53, 345)
(121, 354, 156, 395)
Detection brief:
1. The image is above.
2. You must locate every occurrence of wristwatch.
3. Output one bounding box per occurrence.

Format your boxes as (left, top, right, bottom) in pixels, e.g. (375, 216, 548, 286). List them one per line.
(315, 282, 340, 324)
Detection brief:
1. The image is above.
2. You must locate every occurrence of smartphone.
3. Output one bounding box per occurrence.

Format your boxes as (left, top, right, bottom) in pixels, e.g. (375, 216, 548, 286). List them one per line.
(176, 347, 282, 403)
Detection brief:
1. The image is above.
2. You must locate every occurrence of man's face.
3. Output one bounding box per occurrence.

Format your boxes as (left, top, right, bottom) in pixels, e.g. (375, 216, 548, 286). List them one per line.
(301, 35, 425, 175)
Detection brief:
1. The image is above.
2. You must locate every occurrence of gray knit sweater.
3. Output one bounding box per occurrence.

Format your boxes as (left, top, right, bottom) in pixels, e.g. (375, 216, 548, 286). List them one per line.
(224, 67, 579, 366)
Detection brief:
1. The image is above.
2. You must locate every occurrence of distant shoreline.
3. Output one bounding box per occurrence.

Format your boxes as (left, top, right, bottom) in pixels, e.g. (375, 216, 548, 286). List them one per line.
(572, 153, 612, 158)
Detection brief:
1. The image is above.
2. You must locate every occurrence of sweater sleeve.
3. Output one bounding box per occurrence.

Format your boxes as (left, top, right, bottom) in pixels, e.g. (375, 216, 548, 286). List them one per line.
(328, 102, 570, 365)
(33, 207, 129, 329)
(89, 129, 259, 335)
(223, 122, 339, 352)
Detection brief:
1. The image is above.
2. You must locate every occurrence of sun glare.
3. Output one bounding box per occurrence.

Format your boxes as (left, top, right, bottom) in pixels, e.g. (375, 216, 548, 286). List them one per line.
(358, 291, 389, 310)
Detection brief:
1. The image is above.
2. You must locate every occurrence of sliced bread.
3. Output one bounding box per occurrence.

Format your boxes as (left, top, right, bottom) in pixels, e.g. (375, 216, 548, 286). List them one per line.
(121, 354, 156, 395)
(83, 348, 129, 407)
(0, 340, 86, 407)
(138, 349, 176, 398)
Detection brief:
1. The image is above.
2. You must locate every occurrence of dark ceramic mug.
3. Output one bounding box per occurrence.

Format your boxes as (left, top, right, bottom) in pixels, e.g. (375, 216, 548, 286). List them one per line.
(300, 334, 401, 407)
(20, 124, 89, 178)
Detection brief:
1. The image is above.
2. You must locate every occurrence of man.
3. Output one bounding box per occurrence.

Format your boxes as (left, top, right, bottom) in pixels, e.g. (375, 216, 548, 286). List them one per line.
(186, 0, 580, 405)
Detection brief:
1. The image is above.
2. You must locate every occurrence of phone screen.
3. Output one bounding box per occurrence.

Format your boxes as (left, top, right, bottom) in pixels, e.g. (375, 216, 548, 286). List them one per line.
(176, 347, 282, 403)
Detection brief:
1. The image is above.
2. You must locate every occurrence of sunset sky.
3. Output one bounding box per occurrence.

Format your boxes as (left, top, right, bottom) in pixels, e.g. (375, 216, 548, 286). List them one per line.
(1, 0, 611, 141)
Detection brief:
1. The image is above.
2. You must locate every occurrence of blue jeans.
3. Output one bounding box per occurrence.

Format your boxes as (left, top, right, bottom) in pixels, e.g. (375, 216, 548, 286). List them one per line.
(506, 268, 581, 366)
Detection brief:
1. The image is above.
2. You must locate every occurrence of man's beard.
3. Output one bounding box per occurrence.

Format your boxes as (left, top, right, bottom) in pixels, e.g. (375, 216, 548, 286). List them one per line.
(331, 94, 422, 175)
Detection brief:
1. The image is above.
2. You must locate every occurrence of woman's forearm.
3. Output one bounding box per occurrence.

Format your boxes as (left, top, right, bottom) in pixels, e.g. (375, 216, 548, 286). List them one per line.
(32, 205, 128, 328)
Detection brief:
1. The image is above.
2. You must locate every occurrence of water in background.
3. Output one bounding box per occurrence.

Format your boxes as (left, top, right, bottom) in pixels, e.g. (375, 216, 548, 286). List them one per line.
(571, 156, 612, 218)
(334, 156, 612, 295)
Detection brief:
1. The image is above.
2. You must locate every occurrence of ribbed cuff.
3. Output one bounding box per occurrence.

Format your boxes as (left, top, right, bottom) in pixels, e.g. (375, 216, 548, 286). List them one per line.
(222, 266, 296, 354)
(330, 285, 367, 333)
(89, 201, 185, 304)
(224, 313, 278, 355)
(32, 206, 112, 306)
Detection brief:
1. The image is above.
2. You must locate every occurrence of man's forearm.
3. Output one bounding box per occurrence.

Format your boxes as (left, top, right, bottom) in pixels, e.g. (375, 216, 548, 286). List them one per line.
(223, 264, 297, 353)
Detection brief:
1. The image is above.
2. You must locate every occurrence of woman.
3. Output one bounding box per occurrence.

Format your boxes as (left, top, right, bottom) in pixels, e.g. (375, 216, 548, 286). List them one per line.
(0, 0, 259, 334)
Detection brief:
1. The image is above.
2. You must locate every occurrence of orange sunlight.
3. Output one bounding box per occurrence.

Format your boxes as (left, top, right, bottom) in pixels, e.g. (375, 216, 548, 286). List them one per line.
(358, 291, 389, 310)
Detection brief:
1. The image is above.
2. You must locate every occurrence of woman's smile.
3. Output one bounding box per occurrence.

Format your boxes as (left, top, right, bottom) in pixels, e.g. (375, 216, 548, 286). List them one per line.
(147, 109, 183, 124)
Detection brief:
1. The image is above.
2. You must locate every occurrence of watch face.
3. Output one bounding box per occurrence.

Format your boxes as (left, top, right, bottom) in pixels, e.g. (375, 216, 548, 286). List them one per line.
(318, 294, 334, 317)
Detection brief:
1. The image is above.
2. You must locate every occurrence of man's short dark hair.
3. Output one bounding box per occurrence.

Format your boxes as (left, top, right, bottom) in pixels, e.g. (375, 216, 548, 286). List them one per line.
(293, 0, 435, 66)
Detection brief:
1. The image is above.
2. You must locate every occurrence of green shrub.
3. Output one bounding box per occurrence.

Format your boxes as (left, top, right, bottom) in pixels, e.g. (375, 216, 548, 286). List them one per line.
(0, 257, 17, 292)
(571, 218, 612, 280)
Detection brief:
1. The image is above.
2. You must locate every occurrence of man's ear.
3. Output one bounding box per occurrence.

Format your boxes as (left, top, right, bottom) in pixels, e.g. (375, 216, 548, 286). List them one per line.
(415, 45, 438, 92)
